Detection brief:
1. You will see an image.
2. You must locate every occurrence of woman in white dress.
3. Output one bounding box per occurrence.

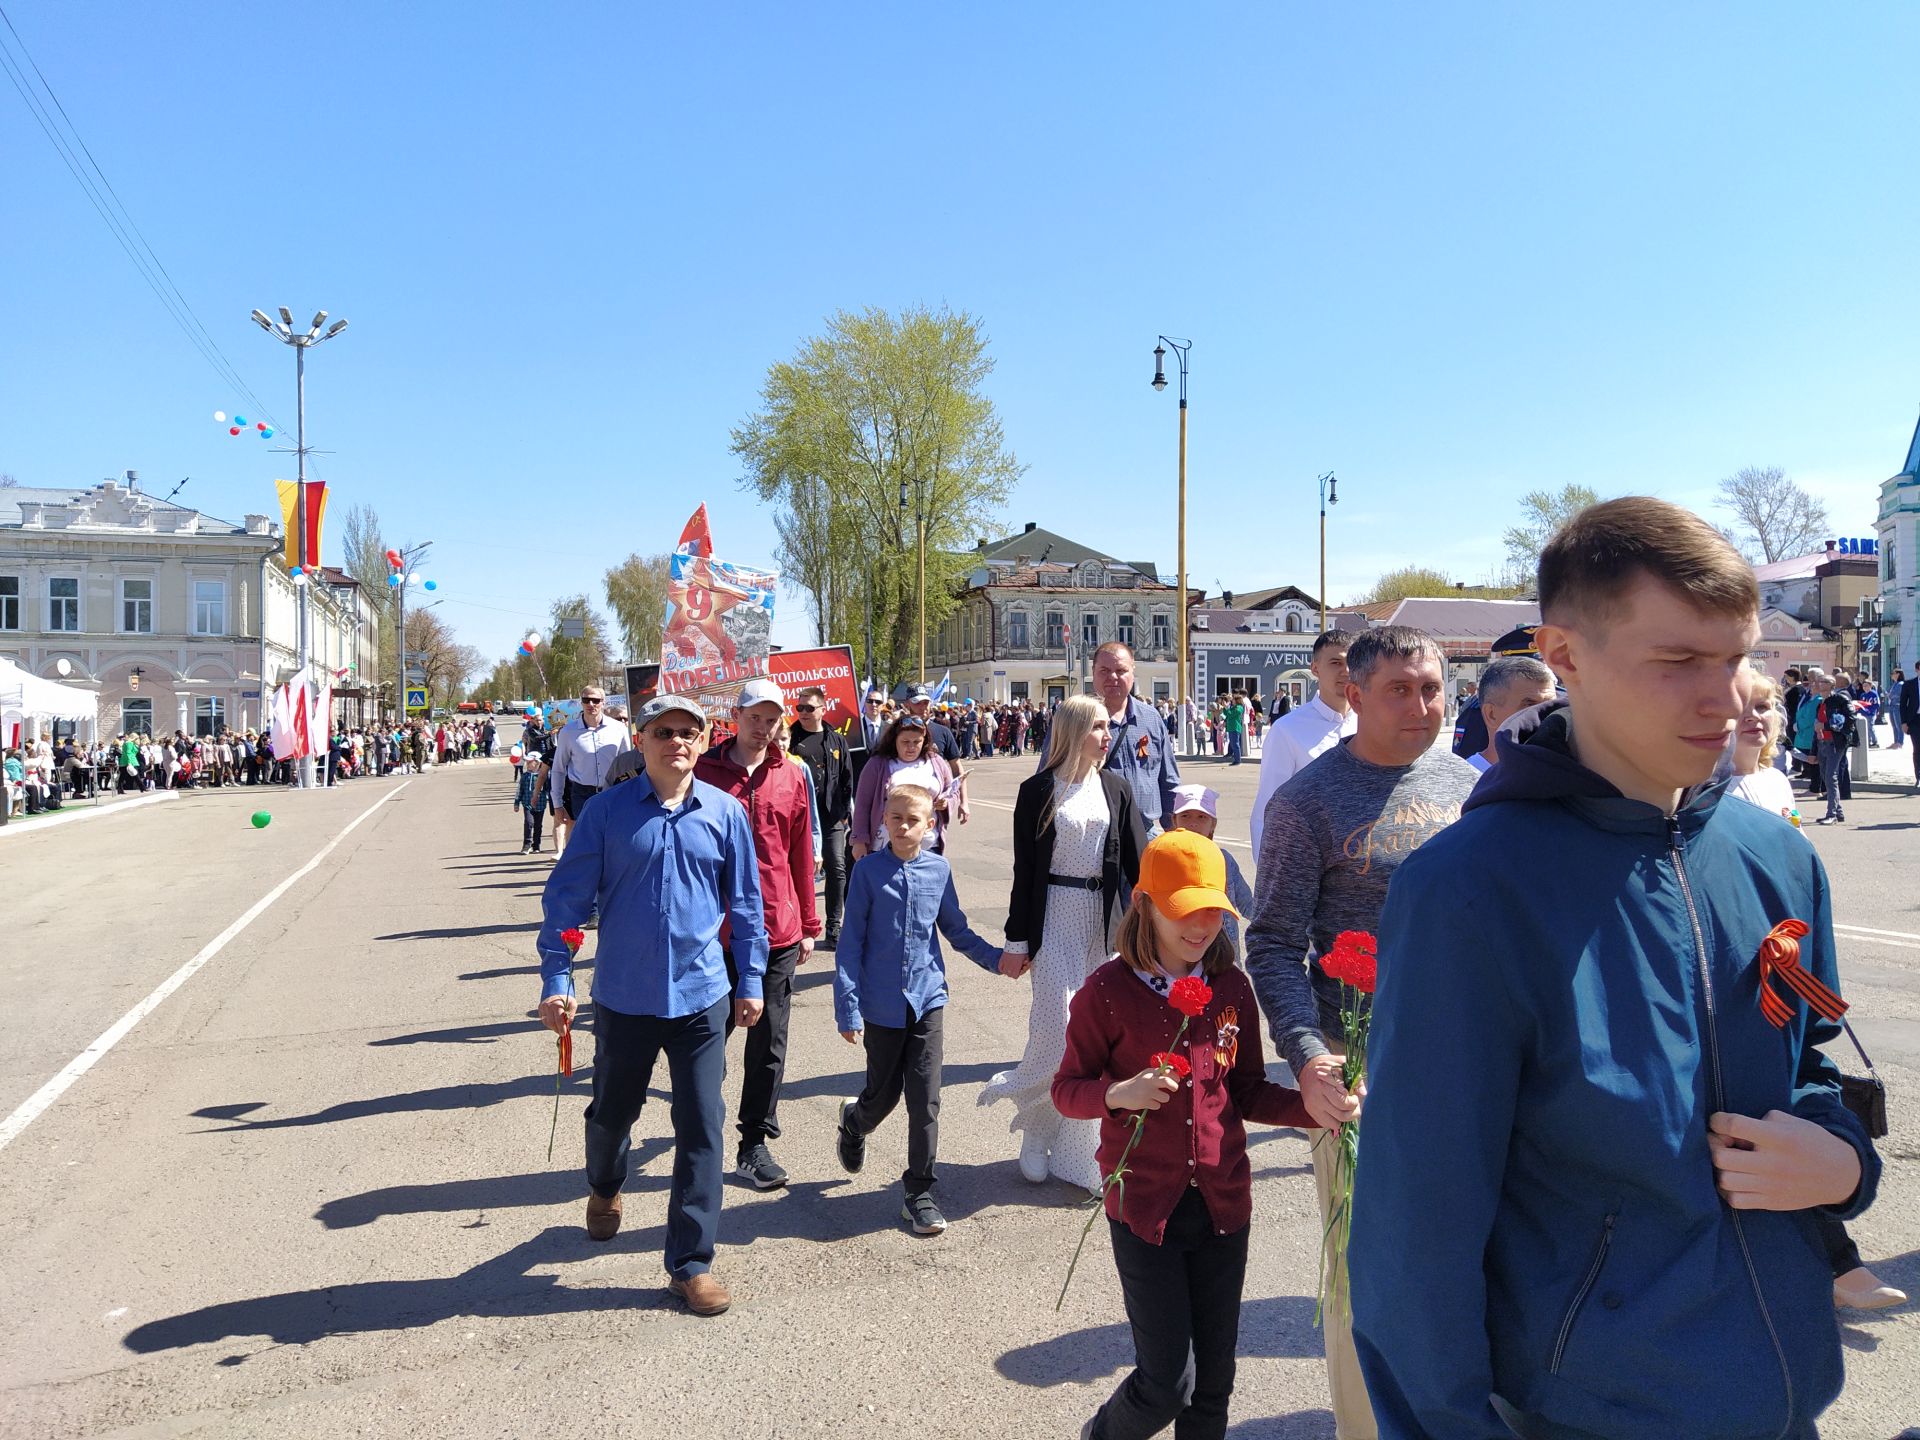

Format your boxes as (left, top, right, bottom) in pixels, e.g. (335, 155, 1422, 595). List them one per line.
(980, 695, 1147, 1191)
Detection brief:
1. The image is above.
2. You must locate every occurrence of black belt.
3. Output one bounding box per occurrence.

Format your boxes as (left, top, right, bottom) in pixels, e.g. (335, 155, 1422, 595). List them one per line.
(1047, 873, 1102, 891)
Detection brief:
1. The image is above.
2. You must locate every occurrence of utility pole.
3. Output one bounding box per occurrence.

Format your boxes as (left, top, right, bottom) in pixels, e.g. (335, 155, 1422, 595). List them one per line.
(1318, 471, 1340, 632)
(1152, 338, 1192, 752)
(251, 306, 349, 789)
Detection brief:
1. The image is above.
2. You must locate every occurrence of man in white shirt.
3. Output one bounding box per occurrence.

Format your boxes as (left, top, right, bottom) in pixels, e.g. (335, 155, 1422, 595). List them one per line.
(550, 686, 633, 838)
(1468, 655, 1557, 773)
(1249, 630, 1357, 855)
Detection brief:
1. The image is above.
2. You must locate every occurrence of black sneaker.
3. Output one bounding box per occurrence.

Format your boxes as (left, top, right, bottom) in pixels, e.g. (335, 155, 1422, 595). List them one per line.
(836, 1100, 865, 1174)
(737, 1143, 788, 1190)
(902, 1193, 947, 1235)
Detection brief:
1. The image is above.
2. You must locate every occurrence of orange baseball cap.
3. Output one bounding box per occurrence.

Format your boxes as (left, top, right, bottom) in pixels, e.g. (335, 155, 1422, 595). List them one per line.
(1134, 829, 1242, 919)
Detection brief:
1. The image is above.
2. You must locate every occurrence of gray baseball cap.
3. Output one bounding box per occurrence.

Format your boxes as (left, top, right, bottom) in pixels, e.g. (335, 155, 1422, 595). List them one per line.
(635, 694, 709, 730)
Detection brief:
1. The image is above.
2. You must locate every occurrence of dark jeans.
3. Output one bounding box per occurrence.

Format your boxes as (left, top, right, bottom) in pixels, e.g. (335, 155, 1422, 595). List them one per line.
(846, 1004, 944, 1196)
(562, 779, 601, 821)
(727, 941, 800, 1152)
(1814, 1211, 1863, 1277)
(1225, 731, 1243, 765)
(821, 822, 850, 936)
(522, 806, 546, 850)
(1091, 1190, 1250, 1440)
(584, 996, 728, 1280)
(1818, 740, 1848, 816)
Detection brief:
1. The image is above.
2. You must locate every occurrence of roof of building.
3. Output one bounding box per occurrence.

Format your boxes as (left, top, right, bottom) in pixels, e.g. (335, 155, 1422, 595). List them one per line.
(1357, 595, 1542, 639)
(0, 481, 253, 536)
(1901, 411, 1920, 480)
(1208, 583, 1322, 612)
(1752, 548, 1878, 583)
(973, 523, 1155, 580)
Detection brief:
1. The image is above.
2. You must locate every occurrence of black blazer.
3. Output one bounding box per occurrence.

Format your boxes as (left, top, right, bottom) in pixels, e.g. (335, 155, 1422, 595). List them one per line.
(1901, 678, 1919, 729)
(1004, 768, 1147, 962)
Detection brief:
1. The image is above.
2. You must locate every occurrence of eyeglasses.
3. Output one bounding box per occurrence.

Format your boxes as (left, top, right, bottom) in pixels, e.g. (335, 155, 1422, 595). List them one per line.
(794, 703, 819, 713)
(648, 726, 702, 742)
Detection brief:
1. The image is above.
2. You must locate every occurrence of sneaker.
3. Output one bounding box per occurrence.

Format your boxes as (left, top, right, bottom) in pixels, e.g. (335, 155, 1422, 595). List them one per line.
(737, 1143, 788, 1190)
(836, 1100, 865, 1174)
(902, 1193, 947, 1235)
(1815, 815, 1839, 826)
(1018, 1132, 1050, 1184)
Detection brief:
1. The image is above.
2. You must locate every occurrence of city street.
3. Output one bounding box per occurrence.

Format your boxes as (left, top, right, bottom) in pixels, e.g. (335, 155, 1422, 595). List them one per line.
(0, 733, 1914, 1439)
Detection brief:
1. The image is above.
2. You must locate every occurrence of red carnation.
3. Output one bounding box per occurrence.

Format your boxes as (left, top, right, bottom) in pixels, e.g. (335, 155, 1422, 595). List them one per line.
(1322, 931, 1378, 995)
(560, 927, 586, 953)
(1167, 975, 1213, 1018)
(1149, 1051, 1191, 1078)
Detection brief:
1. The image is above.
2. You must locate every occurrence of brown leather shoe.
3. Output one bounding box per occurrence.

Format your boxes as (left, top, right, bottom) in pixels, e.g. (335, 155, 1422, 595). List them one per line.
(668, 1272, 731, 1316)
(585, 1190, 621, 1242)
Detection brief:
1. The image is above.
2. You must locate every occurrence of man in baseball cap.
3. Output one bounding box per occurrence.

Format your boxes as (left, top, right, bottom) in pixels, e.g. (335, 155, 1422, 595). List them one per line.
(695, 674, 822, 1192)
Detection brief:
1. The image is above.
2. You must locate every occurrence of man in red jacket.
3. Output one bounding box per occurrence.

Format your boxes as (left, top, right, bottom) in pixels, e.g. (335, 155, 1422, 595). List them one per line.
(696, 676, 822, 1190)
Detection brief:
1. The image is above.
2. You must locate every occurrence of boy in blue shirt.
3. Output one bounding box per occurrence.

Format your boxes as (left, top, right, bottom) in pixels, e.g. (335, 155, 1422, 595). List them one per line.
(833, 782, 1006, 1235)
(513, 753, 551, 854)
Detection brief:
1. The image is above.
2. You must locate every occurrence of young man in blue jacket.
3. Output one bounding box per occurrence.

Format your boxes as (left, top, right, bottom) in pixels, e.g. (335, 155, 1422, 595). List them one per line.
(1351, 497, 1880, 1440)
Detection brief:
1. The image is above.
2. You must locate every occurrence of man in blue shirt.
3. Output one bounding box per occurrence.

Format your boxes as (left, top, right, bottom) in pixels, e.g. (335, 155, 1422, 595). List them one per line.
(537, 693, 768, 1318)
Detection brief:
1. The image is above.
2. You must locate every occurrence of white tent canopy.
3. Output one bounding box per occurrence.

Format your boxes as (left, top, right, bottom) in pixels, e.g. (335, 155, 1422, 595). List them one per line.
(0, 656, 97, 739)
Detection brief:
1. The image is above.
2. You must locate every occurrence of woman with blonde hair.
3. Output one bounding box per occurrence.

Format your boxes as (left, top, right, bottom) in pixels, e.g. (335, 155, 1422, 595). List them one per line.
(978, 694, 1147, 1189)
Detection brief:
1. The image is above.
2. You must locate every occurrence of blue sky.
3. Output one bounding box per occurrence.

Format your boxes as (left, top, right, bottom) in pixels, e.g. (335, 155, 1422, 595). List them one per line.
(4, 3, 1916, 664)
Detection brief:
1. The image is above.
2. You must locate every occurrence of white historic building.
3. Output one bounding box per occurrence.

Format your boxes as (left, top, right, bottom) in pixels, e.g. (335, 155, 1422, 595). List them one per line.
(1875, 413, 1920, 687)
(0, 477, 378, 738)
(925, 523, 1184, 704)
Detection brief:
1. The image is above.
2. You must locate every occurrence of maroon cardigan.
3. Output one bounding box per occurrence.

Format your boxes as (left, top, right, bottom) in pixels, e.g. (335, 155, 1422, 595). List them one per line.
(1052, 959, 1314, 1244)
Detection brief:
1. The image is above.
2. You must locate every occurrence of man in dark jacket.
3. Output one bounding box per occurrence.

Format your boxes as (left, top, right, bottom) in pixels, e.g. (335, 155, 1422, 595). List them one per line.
(789, 684, 853, 945)
(1352, 498, 1879, 1440)
(1901, 661, 1920, 785)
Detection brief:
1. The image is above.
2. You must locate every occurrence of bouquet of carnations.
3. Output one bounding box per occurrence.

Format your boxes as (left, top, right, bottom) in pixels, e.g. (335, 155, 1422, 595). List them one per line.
(1057, 973, 1214, 1310)
(1316, 929, 1377, 1325)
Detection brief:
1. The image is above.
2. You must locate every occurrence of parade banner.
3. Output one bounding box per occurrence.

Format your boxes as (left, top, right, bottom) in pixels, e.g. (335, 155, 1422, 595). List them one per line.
(767, 645, 863, 747)
(658, 505, 777, 694)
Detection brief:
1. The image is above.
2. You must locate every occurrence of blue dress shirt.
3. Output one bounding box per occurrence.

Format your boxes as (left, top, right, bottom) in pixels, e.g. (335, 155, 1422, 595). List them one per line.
(833, 846, 1002, 1032)
(538, 774, 768, 1018)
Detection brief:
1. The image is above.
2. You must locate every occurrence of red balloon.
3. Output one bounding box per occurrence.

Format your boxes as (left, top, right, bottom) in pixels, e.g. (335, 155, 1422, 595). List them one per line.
(229, 427, 241, 435)
(256, 422, 267, 431)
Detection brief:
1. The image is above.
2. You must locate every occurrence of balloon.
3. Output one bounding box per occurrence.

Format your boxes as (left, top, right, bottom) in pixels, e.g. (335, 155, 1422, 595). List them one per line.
(388, 574, 401, 587)
(213, 410, 226, 423)
(55, 658, 72, 676)
(256, 422, 267, 430)
(229, 427, 241, 436)
(250, 812, 272, 829)
(525, 632, 540, 647)
(423, 580, 437, 591)
(385, 549, 400, 565)
(234, 416, 246, 426)
(289, 566, 302, 576)
(262, 428, 274, 438)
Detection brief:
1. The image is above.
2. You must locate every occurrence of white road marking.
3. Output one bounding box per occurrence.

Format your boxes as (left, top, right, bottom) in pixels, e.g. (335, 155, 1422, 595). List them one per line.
(964, 796, 1254, 848)
(0, 781, 412, 1155)
(1834, 923, 1920, 952)
(0, 790, 177, 840)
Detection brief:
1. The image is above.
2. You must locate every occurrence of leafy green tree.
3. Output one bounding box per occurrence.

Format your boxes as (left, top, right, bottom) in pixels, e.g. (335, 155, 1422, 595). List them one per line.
(1502, 484, 1603, 578)
(732, 305, 1024, 679)
(1356, 566, 1525, 604)
(604, 552, 673, 661)
(541, 595, 613, 699)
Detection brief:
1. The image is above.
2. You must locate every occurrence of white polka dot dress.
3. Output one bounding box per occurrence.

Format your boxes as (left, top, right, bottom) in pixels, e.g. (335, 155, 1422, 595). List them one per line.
(979, 776, 1110, 1193)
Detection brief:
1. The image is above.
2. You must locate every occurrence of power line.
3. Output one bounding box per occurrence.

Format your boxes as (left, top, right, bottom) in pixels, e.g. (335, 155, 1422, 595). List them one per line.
(0, 4, 279, 425)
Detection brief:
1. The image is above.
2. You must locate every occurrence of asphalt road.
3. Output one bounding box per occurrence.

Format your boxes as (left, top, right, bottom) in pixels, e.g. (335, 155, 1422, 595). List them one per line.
(0, 733, 1913, 1439)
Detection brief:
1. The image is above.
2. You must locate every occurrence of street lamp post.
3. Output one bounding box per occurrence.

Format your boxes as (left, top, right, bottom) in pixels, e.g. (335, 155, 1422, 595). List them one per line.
(898, 478, 927, 684)
(1318, 471, 1339, 632)
(1152, 337, 1192, 752)
(251, 306, 349, 789)
(393, 541, 434, 726)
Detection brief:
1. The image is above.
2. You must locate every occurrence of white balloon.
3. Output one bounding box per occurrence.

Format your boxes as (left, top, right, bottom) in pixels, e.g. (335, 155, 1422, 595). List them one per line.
(213, 410, 226, 423)
(524, 631, 540, 647)
(55, 657, 73, 676)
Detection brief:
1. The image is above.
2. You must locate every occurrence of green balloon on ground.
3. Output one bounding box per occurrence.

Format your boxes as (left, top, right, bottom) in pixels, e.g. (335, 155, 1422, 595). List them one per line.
(250, 812, 272, 829)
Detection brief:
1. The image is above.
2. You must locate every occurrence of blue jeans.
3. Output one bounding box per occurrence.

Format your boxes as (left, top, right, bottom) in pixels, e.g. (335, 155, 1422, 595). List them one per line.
(585, 995, 728, 1280)
(1226, 731, 1243, 765)
(1817, 739, 1848, 818)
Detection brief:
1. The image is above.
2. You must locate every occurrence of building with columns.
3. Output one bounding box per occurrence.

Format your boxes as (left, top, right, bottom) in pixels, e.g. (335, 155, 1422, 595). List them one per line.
(1875, 412, 1920, 688)
(923, 522, 1185, 704)
(0, 477, 378, 739)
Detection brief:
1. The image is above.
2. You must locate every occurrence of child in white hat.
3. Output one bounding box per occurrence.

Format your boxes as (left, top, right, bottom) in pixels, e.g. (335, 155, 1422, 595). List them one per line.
(1166, 783, 1253, 956)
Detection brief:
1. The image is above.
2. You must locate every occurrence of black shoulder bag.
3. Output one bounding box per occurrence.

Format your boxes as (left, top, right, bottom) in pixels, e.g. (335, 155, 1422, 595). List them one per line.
(1837, 1017, 1888, 1140)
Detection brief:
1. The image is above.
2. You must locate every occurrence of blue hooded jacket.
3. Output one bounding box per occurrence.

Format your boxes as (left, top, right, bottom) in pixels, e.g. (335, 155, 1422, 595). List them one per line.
(1350, 704, 1880, 1440)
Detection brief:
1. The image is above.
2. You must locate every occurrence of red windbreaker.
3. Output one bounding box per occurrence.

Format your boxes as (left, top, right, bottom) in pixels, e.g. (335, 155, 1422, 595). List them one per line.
(694, 744, 821, 949)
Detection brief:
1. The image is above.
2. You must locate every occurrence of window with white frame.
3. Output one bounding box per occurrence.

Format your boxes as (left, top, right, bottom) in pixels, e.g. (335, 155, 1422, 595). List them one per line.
(48, 576, 79, 631)
(121, 578, 153, 633)
(1117, 612, 1136, 648)
(1151, 611, 1170, 652)
(194, 696, 226, 736)
(1081, 612, 1099, 650)
(0, 576, 18, 630)
(1007, 609, 1029, 649)
(1045, 610, 1066, 648)
(194, 579, 227, 635)
(120, 698, 153, 735)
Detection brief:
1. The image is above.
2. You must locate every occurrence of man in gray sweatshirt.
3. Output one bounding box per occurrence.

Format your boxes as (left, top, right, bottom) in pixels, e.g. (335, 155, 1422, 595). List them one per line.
(1245, 625, 1480, 1440)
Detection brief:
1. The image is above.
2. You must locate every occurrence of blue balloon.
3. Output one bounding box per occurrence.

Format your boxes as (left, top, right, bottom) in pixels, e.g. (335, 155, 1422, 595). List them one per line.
(387, 574, 401, 587)
(423, 580, 437, 591)
(234, 416, 246, 427)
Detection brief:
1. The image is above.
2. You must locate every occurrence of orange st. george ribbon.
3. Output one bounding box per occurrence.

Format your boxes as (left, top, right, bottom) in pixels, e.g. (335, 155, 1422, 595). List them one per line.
(1754, 919, 1848, 1029)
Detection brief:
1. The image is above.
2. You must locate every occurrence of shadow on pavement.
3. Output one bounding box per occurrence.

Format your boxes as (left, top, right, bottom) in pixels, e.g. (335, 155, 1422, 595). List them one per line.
(191, 1071, 590, 1131)
(315, 1140, 674, 1229)
(368, 1013, 596, 1048)
(995, 1295, 1324, 1385)
(780, 1060, 1006, 1101)
(1225, 1410, 1336, 1438)
(121, 1226, 676, 1353)
(460, 963, 544, 981)
(376, 922, 540, 941)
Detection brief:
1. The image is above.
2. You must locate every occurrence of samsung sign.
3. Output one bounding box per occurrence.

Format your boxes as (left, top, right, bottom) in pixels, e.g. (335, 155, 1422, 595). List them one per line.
(1834, 538, 1878, 556)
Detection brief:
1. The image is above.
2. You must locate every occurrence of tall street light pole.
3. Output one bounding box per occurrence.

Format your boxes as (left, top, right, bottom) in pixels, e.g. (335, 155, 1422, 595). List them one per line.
(1318, 471, 1339, 632)
(252, 306, 349, 789)
(1152, 337, 1191, 752)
